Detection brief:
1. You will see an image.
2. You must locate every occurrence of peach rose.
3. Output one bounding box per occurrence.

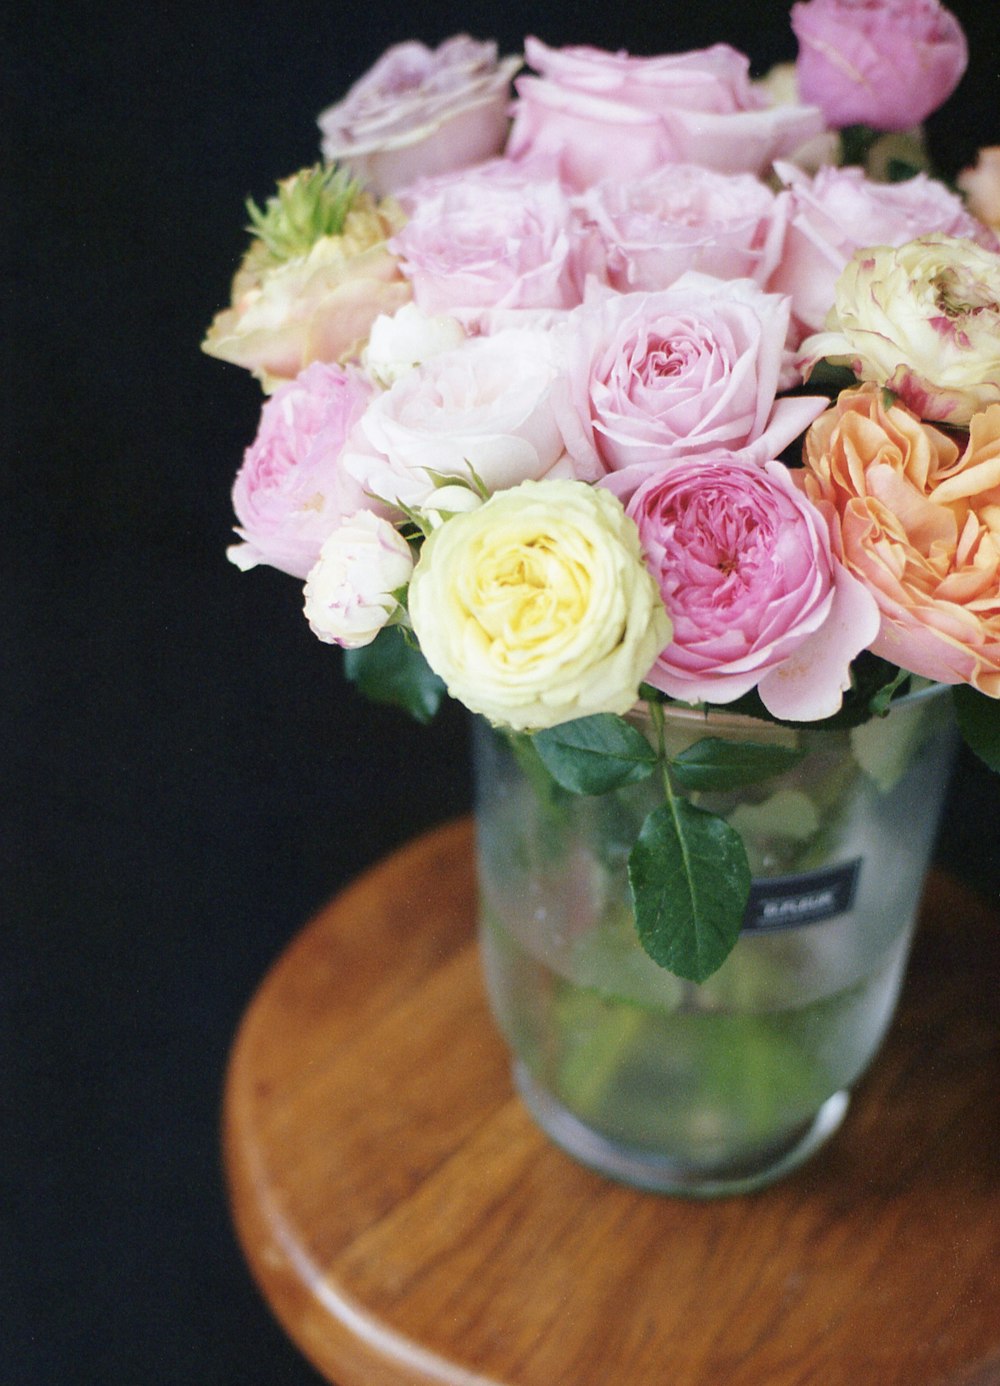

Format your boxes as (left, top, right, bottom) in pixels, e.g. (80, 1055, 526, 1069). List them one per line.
(957, 148, 1000, 231)
(798, 385, 1000, 696)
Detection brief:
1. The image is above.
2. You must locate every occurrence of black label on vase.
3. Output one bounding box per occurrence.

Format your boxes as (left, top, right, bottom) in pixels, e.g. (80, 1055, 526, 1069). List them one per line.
(741, 859, 862, 933)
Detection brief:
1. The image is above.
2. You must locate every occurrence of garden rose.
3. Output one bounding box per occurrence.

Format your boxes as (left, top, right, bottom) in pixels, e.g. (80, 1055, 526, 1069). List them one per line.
(791, 0, 967, 131)
(391, 161, 582, 322)
(361, 302, 466, 388)
(228, 362, 376, 579)
(957, 148, 1000, 231)
(317, 36, 521, 197)
(553, 275, 826, 484)
(769, 163, 996, 340)
(628, 458, 880, 719)
(506, 37, 824, 190)
(800, 235, 1000, 425)
(203, 194, 410, 390)
(407, 479, 671, 730)
(799, 386, 1000, 695)
(574, 165, 785, 293)
(343, 328, 570, 511)
(303, 511, 414, 649)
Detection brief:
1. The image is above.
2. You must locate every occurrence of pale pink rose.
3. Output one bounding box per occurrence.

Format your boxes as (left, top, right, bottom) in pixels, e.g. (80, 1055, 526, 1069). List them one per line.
(303, 511, 414, 649)
(506, 37, 824, 191)
(791, 0, 967, 132)
(343, 328, 571, 511)
(628, 457, 880, 719)
(799, 386, 1000, 695)
(361, 303, 467, 388)
(552, 275, 827, 485)
(958, 148, 1000, 231)
(769, 162, 997, 340)
(228, 362, 376, 579)
(391, 161, 582, 322)
(573, 165, 786, 293)
(317, 36, 521, 197)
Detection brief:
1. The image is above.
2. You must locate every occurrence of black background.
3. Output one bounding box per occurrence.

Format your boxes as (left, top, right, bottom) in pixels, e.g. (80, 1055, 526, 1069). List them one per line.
(7, 3, 1000, 1382)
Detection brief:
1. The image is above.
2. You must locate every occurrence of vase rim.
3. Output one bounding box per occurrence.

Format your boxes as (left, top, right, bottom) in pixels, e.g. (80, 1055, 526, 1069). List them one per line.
(629, 679, 948, 734)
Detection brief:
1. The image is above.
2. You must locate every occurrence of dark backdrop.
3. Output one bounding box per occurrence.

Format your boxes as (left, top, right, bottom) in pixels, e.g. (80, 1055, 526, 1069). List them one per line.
(7, 3, 1000, 1382)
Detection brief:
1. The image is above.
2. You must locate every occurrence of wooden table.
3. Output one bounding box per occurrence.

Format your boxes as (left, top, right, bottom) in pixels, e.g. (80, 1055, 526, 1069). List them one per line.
(223, 818, 1000, 1386)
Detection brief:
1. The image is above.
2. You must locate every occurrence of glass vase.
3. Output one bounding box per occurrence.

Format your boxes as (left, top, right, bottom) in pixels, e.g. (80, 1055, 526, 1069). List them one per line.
(473, 686, 956, 1197)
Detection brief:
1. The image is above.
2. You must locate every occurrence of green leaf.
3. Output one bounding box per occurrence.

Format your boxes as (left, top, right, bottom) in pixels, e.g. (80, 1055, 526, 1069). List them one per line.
(533, 714, 658, 795)
(245, 162, 361, 265)
(343, 626, 445, 724)
(628, 800, 752, 983)
(953, 685, 1000, 772)
(670, 737, 805, 792)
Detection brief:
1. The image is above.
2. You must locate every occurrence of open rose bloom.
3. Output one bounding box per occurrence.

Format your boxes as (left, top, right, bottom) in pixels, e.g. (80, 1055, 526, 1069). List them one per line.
(205, 19, 1000, 753)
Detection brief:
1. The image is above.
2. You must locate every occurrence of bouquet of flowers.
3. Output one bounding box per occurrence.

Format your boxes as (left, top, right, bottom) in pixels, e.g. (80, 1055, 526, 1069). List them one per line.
(204, 1, 1000, 984)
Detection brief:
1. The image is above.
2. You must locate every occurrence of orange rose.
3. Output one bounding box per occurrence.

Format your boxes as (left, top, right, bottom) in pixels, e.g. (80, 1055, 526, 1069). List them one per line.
(798, 385, 1000, 696)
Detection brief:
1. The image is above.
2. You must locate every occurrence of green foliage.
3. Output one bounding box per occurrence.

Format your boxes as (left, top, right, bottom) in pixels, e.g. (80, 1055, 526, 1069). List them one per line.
(628, 800, 751, 983)
(669, 737, 806, 792)
(533, 714, 657, 794)
(343, 626, 445, 724)
(953, 685, 1000, 772)
(246, 163, 361, 264)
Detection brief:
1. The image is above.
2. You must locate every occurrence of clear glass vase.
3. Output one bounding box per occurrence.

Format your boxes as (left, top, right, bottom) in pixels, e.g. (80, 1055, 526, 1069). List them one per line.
(473, 686, 956, 1197)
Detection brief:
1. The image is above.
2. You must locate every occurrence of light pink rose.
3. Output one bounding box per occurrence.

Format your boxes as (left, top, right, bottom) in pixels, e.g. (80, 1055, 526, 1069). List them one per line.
(769, 162, 997, 340)
(343, 328, 571, 511)
(506, 38, 824, 191)
(317, 36, 521, 197)
(627, 458, 880, 719)
(228, 362, 376, 579)
(391, 161, 582, 323)
(791, 0, 967, 132)
(551, 275, 827, 485)
(573, 165, 786, 293)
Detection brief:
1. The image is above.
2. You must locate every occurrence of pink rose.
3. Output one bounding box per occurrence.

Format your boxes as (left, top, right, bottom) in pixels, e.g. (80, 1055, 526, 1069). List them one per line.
(343, 329, 570, 511)
(791, 0, 967, 132)
(552, 276, 826, 484)
(769, 162, 996, 340)
(228, 362, 376, 579)
(627, 458, 880, 719)
(316, 36, 521, 197)
(573, 165, 786, 293)
(391, 161, 582, 323)
(506, 38, 824, 191)
(303, 511, 414, 649)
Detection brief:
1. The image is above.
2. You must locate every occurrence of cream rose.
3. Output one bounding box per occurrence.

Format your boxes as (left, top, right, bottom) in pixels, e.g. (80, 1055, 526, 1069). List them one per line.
(304, 512, 414, 649)
(800, 235, 1000, 425)
(202, 194, 411, 390)
(407, 479, 671, 730)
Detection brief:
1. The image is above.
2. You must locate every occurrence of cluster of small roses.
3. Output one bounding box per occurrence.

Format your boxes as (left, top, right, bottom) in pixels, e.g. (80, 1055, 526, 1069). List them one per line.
(204, 1, 1000, 736)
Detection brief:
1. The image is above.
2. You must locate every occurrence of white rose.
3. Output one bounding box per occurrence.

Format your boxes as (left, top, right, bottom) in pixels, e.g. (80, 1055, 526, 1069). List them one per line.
(343, 328, 570, 510)
(407, 478, 671, 731)
(303, 512, 413, 649)
(361, 302, 467, 388)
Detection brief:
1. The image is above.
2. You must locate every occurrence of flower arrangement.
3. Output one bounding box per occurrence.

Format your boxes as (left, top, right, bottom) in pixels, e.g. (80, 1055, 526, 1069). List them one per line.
(204, 2, 1000, 985)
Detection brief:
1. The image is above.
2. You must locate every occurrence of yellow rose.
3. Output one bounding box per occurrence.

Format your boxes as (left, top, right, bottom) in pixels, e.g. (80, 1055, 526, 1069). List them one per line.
(407, 479, 671, 731)
(202, 194, 410, 390)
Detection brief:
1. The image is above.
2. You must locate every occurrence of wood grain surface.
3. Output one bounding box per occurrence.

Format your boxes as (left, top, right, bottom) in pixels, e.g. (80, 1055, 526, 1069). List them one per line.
(223, 817, 1000, 1386)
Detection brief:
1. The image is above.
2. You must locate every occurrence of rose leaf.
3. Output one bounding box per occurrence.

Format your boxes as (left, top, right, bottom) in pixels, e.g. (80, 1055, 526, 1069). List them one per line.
(343, 626, 445, 724)
(670, 737, 805, 792)
(628, 800, 751, 983)
(533, 714, 657, 795)
(953, 685, 1000, 773)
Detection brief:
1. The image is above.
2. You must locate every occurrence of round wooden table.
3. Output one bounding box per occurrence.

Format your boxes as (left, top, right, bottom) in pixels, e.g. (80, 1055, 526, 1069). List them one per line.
(224, 817, 1000, 1386)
